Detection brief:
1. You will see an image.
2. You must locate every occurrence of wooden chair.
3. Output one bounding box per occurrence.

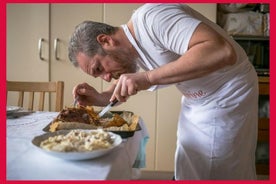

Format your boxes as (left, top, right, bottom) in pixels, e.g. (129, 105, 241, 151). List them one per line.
(7, 81, 64, 112)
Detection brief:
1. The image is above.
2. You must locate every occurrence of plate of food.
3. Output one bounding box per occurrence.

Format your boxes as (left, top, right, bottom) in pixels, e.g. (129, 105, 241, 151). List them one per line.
(32, 129, 122, 160)
(42, 106, 141, 138)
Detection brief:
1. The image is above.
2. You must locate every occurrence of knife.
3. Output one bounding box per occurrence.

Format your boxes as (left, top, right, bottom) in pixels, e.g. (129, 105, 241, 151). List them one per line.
(98, 99, 119, 118)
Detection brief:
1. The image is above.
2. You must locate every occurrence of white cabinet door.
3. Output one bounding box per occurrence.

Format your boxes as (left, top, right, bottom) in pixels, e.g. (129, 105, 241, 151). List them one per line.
(7, 4, 105, 111)
(7, 4, 50, 109)
(49, 4, 104, 109)
(7, 4, 49, 81)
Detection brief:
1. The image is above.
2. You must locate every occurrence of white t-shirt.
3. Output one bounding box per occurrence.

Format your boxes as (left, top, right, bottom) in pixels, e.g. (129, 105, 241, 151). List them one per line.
(129, 3, 249, 96)
(132, 4, 200, 67)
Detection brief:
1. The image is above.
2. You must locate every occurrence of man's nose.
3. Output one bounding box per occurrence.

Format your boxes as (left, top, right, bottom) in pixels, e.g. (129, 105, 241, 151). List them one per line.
(100, 73, 112, 82)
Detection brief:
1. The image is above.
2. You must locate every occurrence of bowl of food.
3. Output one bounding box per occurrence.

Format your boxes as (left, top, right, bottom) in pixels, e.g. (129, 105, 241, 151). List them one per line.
(32, 129, 122, 160)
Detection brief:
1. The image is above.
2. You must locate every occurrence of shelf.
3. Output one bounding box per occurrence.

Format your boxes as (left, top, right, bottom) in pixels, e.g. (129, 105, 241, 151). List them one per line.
(259, 77, 269, 95)
(258, 131, 269, 142)
(232, 35, 269, 41)
(259, 77, 269, 83)
(258, 118, 269, 142)
(232, 38, 269, 73)
(257, 76, 269, 175)
(258, 118, 269, 130)
(256, 164, 269, 175)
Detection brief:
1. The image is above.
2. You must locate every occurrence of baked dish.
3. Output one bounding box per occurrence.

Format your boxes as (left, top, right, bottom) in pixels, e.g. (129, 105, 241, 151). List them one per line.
(47, 105, 139, 136)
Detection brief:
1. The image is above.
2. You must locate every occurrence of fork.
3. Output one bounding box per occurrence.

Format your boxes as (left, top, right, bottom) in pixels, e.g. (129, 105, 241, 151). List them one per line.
(73, 96, 79, 107)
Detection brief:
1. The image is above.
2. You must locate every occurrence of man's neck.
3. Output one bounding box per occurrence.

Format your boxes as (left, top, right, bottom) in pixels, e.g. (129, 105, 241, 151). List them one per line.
(117, 22, 139, 59)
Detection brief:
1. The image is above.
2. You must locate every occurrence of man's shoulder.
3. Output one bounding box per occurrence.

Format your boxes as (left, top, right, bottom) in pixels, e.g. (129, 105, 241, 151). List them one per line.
(134, 3, 187, 17)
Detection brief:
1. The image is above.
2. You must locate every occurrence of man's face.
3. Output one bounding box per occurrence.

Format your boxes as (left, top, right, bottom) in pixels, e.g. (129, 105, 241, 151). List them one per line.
(76, 48, 138, 82)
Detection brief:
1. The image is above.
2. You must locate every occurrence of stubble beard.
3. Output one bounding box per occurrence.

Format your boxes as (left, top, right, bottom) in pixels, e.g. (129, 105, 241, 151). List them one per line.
(105, 48, 139, 79)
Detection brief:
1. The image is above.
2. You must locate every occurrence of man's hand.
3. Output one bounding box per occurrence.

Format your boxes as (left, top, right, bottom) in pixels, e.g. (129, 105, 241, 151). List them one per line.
(72, 83, 103, 106)
(110, 71, 152, 102)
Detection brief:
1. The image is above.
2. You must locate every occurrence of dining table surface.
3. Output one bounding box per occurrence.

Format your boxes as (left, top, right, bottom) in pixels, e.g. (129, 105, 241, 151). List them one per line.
(6, 108, 149, 180)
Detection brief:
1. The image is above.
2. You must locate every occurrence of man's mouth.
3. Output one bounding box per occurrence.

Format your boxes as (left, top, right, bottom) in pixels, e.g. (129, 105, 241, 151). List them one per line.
(112, 72, 121, 79)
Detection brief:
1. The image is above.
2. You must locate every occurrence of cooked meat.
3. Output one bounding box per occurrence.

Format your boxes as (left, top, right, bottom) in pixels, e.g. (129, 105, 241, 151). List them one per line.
(55, 106, 100, 125)
(49, 106, 131, 132)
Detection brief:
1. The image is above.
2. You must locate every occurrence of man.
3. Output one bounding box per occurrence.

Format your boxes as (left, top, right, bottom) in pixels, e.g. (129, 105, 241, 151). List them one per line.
(68, 4, 258, 180)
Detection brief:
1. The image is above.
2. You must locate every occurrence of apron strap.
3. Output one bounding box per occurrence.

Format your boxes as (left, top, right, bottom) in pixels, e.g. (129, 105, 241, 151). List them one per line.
(121, 24, 154, 70)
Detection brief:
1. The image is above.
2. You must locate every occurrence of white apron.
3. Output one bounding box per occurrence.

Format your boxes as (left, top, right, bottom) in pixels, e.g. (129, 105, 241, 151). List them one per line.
(175, 60, 258, 180)
(122, 23, 258, 180)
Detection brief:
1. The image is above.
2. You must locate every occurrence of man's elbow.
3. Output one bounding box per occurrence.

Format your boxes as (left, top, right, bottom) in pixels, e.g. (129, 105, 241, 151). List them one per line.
(222, 41, 237, 66)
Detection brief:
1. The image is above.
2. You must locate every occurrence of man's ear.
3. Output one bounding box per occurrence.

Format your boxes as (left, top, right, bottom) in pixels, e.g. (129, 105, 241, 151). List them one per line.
(96, 34, 113, 48)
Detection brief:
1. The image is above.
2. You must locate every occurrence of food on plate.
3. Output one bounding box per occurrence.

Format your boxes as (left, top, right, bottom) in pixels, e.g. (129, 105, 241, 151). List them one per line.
(49, 106, 138, 132)
(104, 114, 139, 131)
(55, 105, 100, 125)
(40, 129, 114, 152)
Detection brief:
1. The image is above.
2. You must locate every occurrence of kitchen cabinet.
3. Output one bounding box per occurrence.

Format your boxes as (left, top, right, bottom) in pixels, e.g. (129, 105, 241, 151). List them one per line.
(7, 4, 49, 82)
(7, 4, 50, 109)
(7, 3, 217, 172)
(49, 4, 104, 111)
(7, 3, 112, 111)
(7, 4, 103, 110)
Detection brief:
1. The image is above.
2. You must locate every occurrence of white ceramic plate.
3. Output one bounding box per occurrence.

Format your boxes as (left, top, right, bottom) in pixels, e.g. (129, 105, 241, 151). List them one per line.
(32, 130, 122, 160)
(6, 106, 22, 114)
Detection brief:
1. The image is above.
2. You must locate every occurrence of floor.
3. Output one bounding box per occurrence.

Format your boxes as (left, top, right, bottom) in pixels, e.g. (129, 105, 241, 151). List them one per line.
(138, 171, 174, 180)
(136, 171, 269, 180)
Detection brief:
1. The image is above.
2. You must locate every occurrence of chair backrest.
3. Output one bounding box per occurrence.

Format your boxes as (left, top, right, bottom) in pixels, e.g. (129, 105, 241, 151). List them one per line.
(7, 81, 64, 112)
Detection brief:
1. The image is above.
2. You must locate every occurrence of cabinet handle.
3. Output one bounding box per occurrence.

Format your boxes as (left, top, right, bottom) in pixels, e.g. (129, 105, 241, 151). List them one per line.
(38, 38, 44, 60)
(54, 38, 60, 60)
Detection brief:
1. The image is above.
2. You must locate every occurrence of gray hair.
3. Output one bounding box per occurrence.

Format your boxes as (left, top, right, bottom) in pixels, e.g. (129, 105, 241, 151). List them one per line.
(68, 20, 118, 67)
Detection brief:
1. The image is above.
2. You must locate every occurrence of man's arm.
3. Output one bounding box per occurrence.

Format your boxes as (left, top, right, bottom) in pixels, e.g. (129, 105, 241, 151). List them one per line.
(146, 23, 237, 85)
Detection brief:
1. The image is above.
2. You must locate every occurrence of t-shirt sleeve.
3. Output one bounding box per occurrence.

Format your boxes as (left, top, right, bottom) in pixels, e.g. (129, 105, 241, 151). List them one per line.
(143, 4, 201, 55)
